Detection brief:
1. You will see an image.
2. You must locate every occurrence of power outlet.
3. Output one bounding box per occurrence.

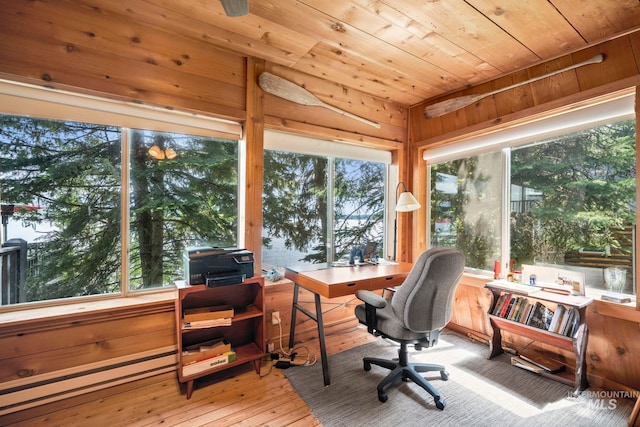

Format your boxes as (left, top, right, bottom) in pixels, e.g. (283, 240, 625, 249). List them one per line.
(272, 311, 281, 325)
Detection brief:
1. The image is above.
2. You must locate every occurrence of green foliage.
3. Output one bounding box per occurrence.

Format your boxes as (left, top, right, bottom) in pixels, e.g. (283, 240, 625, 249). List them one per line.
(0, 116, 238, 302)
(511, 120, 636, 266)
(431, 119, 636, 275)
(262, 152, 384, 264)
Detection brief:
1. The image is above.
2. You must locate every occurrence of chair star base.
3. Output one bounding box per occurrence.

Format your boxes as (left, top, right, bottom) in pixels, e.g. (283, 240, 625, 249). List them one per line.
(363, 342, 448, 408)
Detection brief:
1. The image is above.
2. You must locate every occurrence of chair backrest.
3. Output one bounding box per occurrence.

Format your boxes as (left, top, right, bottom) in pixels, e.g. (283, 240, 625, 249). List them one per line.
(390, 248, 465, 332)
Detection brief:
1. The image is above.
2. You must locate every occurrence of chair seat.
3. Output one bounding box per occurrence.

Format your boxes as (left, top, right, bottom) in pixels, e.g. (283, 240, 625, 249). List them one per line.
(355, 303, 430, 341)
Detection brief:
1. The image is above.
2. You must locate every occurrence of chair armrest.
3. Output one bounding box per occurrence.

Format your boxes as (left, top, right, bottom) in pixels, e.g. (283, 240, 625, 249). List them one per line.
(356, 290, 387, 334)
(355, 290, 387, 308)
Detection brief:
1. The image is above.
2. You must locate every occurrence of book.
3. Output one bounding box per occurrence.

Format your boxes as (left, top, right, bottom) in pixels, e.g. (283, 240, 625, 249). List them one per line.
(499, 294, 514, 318)
(182, 351, 237, 377)
(183, 305, 234, 322)
(519, 353, 565, 373)
(557, 306, 572, 335)
(182, 338, 231, 365)
(548, 304, 566, 333)
(511, 297, 527, 321)
(527, 302, 554, 330)
(183, 317, 233, 328)
(516, 301, 531, 323)
(493, 293, 509, 315)
(601, 293, 632, 304)
(563, 307, 581, 337)
(505, 296, 519, 319)
(506, 297, 520, 320)
(510, 356, 543, 373)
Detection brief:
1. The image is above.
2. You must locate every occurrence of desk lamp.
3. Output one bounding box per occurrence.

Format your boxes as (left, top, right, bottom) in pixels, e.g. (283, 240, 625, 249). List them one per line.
(394, 182, 420, 260)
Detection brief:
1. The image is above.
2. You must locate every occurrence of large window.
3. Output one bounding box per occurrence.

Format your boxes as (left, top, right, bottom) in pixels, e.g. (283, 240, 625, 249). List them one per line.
(429, 110, 636, 298)
(430, 151, 502, 271)
(128, 129, 238, 290)
(262, 132, 388, 268)
(0, 95, 240, 306)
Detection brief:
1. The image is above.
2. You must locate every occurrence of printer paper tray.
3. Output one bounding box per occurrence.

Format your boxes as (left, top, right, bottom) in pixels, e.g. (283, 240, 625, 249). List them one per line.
(205, 273, 246, 287)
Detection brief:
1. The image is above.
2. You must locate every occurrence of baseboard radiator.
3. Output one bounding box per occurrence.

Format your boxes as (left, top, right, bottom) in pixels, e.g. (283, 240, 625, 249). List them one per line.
(0, 346, 177, 416)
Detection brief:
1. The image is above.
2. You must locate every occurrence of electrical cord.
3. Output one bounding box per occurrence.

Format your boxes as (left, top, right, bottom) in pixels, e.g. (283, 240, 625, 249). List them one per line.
(275, 320, 317, 366)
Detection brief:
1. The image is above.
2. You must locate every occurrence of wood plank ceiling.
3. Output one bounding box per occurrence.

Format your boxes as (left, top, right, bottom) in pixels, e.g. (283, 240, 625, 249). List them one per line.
(22, 0, 640, 107)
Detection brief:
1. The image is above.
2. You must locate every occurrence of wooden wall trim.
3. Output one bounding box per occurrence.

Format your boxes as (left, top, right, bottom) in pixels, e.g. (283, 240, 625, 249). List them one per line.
(264, 115, 403, 151)
(244, 57, 265, 273)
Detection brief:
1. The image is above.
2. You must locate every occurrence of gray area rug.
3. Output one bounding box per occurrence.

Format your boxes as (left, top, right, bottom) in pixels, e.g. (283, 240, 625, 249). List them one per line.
(285, 331, 633, 426)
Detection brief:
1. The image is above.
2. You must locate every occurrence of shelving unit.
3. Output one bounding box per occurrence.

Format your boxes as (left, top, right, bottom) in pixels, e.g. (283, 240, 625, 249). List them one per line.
(485, 282, 593, 395)
(175, 277, 265, 399)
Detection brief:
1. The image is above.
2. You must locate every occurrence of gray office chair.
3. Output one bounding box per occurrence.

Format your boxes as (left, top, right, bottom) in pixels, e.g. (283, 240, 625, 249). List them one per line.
(354, 247, 465, 408)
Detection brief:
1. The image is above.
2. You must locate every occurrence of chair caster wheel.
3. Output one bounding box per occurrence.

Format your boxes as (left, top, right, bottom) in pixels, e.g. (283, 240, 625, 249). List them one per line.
(435, 397, 445, 410)
(364, 361, 371, 371)
(441, 370, 449, 381)
(378, 392, 388, 403)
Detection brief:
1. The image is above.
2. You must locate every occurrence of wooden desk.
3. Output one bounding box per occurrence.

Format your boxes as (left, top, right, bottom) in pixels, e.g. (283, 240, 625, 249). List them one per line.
(285, 262, 412, 385)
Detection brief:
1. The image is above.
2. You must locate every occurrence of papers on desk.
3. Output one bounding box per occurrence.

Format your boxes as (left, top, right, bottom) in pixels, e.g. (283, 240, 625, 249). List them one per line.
(331, 259, 399, 267)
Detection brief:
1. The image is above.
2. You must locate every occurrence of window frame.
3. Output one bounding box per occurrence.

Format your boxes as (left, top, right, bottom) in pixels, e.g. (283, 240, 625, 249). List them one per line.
(424, 90, 638, 306)
(0, 80, 243, 310)
(262, 131, 393, 264)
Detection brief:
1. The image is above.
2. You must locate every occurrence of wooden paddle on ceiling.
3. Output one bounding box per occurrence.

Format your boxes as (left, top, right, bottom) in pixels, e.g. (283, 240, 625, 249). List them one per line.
(258, 72, 381, 129)
(423, 53, 605, 119)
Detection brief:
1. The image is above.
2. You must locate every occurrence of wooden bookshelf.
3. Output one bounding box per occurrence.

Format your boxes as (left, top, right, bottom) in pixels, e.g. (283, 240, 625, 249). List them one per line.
(175, 277, 265, 399)
(485, 281, 593, 395)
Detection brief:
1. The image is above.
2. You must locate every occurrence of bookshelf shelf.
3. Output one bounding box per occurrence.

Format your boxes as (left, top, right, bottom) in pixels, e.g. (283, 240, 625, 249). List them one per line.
(175, 277, 265, 399)
(485, 282, 593, 396)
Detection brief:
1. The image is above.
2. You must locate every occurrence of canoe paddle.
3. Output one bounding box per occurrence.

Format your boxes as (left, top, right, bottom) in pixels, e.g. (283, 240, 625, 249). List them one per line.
(423, 54, 605, 119)
(258, 72, 381, 129)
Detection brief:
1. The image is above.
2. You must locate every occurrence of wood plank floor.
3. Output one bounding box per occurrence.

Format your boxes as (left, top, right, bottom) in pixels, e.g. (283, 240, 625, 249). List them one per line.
(1, 321, 377, 427)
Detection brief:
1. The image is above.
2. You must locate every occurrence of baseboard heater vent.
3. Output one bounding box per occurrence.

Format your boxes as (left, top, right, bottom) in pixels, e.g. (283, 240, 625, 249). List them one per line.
(0, 346, 178, 416)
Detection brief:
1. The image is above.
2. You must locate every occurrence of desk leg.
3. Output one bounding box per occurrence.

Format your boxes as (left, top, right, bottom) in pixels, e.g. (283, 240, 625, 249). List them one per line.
(314, 292, 330, 386)
(288, 283, 331, 386)
(288, 283, 300, 350)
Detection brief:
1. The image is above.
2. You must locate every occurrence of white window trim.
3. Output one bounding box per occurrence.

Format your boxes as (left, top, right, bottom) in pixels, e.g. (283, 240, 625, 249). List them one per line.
(423, 91, 635, 164)
(264, 130, 392, 164)
(0, 79, 242, 140)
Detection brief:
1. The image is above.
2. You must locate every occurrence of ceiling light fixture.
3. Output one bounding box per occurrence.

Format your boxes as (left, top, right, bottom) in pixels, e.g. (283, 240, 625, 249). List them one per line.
(220, 0, 249, 17)
(148, 145, 177, 160)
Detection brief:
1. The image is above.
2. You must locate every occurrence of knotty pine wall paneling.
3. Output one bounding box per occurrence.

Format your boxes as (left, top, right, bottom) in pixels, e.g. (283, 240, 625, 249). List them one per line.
(0, 0, 248, 120)
(411, 32, 640, 148)
(0, 300, 176, 415)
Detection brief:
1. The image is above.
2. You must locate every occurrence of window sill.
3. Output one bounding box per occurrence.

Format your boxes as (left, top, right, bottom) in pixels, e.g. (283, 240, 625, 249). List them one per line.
(0, 290, 176, 328)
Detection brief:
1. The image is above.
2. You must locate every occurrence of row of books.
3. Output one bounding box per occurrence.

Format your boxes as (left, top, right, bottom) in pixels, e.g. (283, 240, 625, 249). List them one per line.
(181, 338, 236, 376)
(492, 293, 580, 337)
(182, 304, 234, 329)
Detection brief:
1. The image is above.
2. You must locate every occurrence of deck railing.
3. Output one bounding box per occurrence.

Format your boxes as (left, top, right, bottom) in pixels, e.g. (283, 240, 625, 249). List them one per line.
(0, 239, 29, 305)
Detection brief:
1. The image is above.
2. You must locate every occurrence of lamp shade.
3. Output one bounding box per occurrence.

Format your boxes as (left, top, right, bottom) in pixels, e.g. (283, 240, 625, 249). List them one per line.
(396, 191, 421, 212)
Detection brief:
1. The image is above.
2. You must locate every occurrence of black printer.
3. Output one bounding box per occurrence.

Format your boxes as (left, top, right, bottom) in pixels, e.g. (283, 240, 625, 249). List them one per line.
(183, 246, 254, 286)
